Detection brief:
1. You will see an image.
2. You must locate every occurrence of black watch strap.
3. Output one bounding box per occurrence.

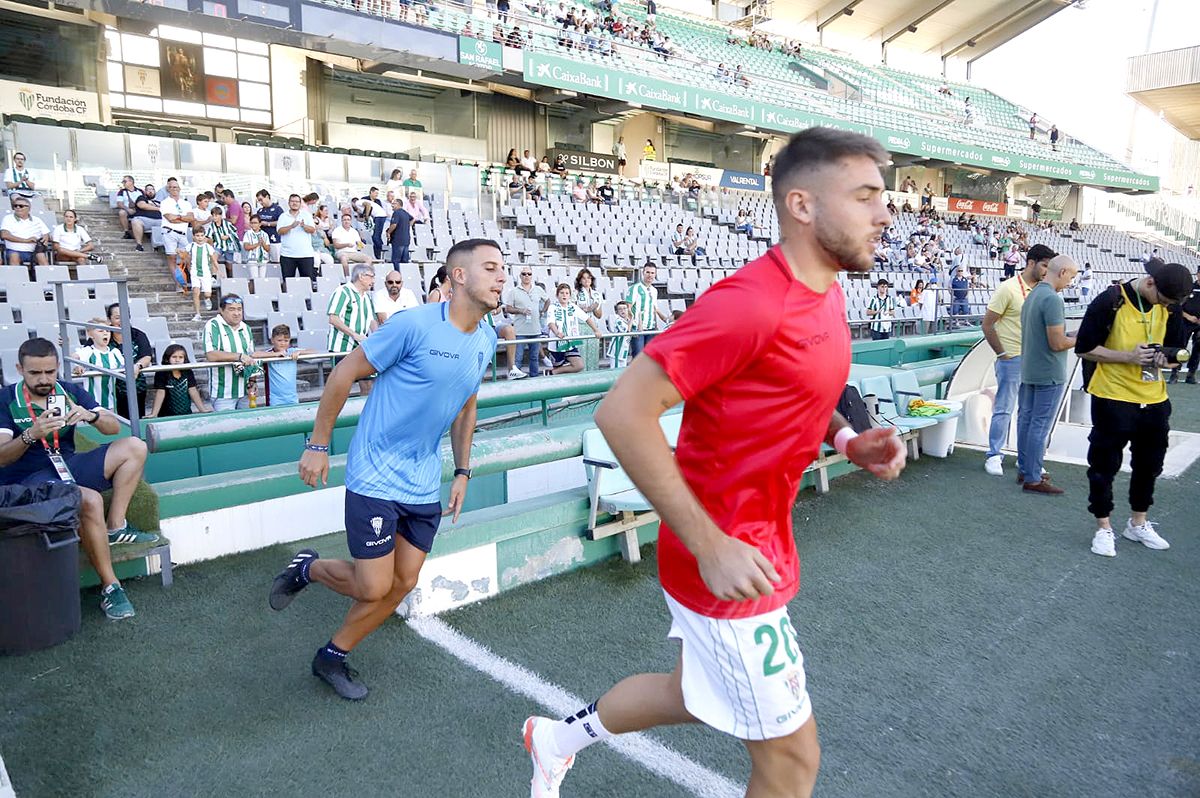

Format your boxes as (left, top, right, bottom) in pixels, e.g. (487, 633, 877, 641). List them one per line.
(454, 467, 472, 479)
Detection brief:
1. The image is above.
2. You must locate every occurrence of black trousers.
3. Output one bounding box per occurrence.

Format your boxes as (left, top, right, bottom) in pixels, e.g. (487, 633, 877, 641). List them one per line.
(1086, 396, 1171, 519)
(114, 382, 147, 420)
(280, 256, 315, 280)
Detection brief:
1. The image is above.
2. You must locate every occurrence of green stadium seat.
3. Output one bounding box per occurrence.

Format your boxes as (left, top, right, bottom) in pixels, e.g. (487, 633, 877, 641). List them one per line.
(33, 116, 58, 126)
(363, 150, 380, 158)
(332, 147, 349, 155)
(58, 119, 82, 129)
(348, 149, 365, 156)
(82, 122, 106, 131)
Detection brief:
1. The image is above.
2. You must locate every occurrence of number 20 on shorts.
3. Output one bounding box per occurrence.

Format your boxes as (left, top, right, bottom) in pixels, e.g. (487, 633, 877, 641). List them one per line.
(754, 618, 800, 677)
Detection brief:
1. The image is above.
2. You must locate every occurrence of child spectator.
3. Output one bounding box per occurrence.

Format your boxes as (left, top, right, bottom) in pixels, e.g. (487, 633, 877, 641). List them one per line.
(72, 319, 123, 411)
(547, 283, 601, 375)
(608, 300, 632, 368)
(205, 205, 240, 279)
(265, 324, 314, 407)
(241, 214, 271, 280)
(147, 344, 211, 417)
(187, 227, 219, 322)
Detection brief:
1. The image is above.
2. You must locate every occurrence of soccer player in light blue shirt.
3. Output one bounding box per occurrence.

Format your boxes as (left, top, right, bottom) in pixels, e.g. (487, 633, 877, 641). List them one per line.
(269, 239, 504, 700)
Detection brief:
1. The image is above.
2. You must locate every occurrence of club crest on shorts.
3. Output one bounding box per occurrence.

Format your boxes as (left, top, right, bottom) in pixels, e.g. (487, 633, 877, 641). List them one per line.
(786, 670, 802, 701)
(370, 516, 384, 538)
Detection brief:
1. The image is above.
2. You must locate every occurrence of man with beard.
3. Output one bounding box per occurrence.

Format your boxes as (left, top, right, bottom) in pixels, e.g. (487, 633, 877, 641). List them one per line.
(522, 128, 907, 798)
(270, 239, 502, 700)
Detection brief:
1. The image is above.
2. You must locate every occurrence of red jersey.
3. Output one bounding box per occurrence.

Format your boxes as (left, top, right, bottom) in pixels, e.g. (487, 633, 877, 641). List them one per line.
(644, 247, 851, 619)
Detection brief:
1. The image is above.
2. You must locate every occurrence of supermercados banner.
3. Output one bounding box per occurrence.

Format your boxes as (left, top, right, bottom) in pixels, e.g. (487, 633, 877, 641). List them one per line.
(521, 52, 1159, 194)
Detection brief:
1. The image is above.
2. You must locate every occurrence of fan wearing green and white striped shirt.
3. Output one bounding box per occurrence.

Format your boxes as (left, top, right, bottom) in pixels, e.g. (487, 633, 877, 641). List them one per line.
(327, 264, 378, 395)
(626, 263, 670, 360)
(72, 321, 124, 411)
(188, 228, 219, 322)
(203, 295, 269, 411)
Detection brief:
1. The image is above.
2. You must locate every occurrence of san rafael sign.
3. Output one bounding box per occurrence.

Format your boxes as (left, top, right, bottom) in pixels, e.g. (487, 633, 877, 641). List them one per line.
(458, 37, 502, 72)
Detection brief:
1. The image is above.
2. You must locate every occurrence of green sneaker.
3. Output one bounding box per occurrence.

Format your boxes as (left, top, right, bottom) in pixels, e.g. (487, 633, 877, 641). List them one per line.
(108, 524, 160, 546)
(100, 584, 136, 620)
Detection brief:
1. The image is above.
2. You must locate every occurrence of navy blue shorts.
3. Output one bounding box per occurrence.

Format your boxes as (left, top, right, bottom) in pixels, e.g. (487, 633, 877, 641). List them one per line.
(345, 489, 442, 559)
(549, 348, 580, 367)
(20, 444, 112, 492)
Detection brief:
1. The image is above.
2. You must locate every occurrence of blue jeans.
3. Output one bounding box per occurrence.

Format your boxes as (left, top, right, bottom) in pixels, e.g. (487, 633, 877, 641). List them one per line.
(371, 223, 384, 259)
(516, 335, 541, 377)
(630, 334, 650, 359)
(1017, 383, 1065, 484)
(951, 299, 970, 316)
(986, 356, 1021, 458)
(390, 239, 410, 267)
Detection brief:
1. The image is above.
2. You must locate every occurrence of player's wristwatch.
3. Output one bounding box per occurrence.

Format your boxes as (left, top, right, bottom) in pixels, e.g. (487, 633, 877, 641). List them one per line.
(453, 468, 472, 480)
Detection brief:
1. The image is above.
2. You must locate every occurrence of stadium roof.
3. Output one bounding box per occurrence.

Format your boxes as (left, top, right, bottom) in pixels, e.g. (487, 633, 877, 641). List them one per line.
(788, 0, 1078, 63)
(1127, 45, 1200, 141)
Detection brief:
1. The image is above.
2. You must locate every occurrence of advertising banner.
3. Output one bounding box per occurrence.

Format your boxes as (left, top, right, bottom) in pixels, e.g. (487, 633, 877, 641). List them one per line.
(0, 79, 100, 123)
(521, 53, 1159, 194)
(948, 196, 1008, 216)
(458, 37, 503, 72)
(160, 40, 204, 102)
(124, 65, 162, 97)
(719, 169, 766, 191)
(639, 160, 670, 183)
(549, 148, 618, 174)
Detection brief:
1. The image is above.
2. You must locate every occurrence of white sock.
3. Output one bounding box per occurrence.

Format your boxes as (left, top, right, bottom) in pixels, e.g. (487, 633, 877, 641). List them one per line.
(549, 702, 613, 759)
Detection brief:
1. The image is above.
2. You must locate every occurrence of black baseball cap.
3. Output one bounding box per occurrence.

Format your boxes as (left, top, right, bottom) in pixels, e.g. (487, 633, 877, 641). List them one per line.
(1145, 261, 1193, 304)
(1026, 244, 1056, 263)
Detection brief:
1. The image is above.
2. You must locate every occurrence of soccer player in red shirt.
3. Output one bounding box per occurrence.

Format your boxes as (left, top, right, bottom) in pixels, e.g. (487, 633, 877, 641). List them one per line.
(523, 128, 906, 797)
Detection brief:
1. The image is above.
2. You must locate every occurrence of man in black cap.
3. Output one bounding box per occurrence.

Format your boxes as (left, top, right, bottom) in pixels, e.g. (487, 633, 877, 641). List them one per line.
(1075, 259, 1194, 557)
(1166, 265, 1200, 384)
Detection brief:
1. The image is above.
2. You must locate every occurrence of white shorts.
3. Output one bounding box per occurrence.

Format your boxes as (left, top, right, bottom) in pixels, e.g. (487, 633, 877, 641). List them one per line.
(163, 228, 188, 255)
(665, 591, 812, 741)
(194, 274, 214, 293)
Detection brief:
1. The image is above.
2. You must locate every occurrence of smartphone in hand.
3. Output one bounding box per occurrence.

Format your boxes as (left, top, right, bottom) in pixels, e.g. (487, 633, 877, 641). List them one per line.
(45, 394, 67, 418)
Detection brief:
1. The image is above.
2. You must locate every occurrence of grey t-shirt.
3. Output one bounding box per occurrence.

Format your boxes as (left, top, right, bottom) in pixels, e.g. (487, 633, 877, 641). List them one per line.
(1020, 282, 1067, 385)
(504, 283, 548, 336)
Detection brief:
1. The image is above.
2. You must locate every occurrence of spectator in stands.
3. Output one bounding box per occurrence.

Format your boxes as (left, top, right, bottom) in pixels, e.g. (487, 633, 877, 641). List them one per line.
(900, 176, 917, 193)
(613, 136, 627, 177)
(643, 139, 656, 163)
(901, 198, 914, 214)
(115, 175, 139, 239)
(187, 226, 219, 322)
(403, 169, 422, 195)
(886, 196, 898, 215)
(277, 193, 318, 281)
(585, 178, 603, 206)
(523, 174, 543, 203)
(516, 149, 537, 176)
(241, 215, 271, 280)
(204, 294, 267, 411)
(670, 223, 686, 254)
(919, 279, 940, 334)
(735, 208, 753, 235)
(553, 153, 569, 177)
(1069, 217, 1080, 232)
(255, 189, 283, 243)
(1169, 266, 1200, 384)
(375, 270, 419, 323)
(241, 200, 253, 221)
(607, 300, 632, 368)
(645, 0, 656, 21)
(1030, 201, 1041, 223)
(327, 264, 378, 396)
(866, 279, 897, 340)
(964, 96, 974, 124)
(128, 184, 160, 253)
(403, 190, 428, 226)
(385, 168, 405, 198)
(735, 65, 750, 88)
(508, 173, 525, 203)
(105, 303, 152, 417)
(571, 178, 589, 204)
(50, 209, 96, 265)
(537, 155, 551, 174)
(71, 320, 123, 411)
(332, 212, 371, 277)
(1049, 125, 1060, 151)
(192, 192, 213, 231)
(265, 324, 314, 407)
(1028, 113, 1038, 139)
(504, 266, 549, 377)
(158, 178, 193, 282)
(147, 344, 210, 418)
(0, 337, 153, 620)
(1, 196, 50, 266)
(363, 187, 389, 260)
(206, 205, 240, 279)
(462, 20, 474, 36)
(574, 267, 603, 320)
(909, 279, 925, 307)
(922, 183, 934, 208)
(427, 265, 451, 303)
(981, 243, 1055, 476)
(681, 226, 705, 264)
(1016, 255, 1078, 495)
(505, 149, 520, 170)
(598, 178, 616, 205)
(4, 151, 35, 197)
(548, 283, 602, 374)
(311, 211, 335, 274)
(627, 263, 668, 358)
(950, 268, 971, 320)
(386, 197, 414, 267)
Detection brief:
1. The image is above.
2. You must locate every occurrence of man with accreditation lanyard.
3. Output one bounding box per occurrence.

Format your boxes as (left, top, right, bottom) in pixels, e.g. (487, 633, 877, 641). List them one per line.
(0, 338, 155, 620)
(1075, 259, 1194, 557)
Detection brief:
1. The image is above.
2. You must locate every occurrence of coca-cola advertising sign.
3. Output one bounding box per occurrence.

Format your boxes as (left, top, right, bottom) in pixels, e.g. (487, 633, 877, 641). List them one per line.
(948, 196, 1008, 216)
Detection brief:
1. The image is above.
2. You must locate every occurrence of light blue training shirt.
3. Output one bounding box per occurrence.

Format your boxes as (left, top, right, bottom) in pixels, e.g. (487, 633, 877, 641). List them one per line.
(346, 302, 497, 503)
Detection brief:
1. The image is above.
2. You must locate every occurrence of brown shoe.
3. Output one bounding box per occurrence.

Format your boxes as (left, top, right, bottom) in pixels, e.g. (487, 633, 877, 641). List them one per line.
(1023, 480, 1064, 495)
(1016, 472, 1051, 484)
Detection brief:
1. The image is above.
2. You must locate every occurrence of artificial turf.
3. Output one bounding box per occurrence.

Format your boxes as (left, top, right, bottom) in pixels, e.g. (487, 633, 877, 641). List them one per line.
(1, 388, 1198, 797)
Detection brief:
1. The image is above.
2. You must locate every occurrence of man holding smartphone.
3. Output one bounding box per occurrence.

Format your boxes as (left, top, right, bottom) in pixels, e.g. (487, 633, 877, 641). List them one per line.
(0, 338, 155, 620)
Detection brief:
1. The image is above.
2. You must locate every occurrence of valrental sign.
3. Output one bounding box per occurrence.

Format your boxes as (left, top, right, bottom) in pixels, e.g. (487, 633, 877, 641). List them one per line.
(521, 53, 1159, 193)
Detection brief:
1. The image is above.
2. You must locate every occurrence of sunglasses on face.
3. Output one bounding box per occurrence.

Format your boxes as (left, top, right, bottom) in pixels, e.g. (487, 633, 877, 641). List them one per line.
(521, 272, 532, 276)
(385, 280, 402, 285)
(12, 204, 29, 209)
(221, 298, 244, 307)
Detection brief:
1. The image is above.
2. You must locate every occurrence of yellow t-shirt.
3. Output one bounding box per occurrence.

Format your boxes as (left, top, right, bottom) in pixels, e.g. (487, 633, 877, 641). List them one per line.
(1086, 285, 1169, 405)
(986, 274, 1036, 357)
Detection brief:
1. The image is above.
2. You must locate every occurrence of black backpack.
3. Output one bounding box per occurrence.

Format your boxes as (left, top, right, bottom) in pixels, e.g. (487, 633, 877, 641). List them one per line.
(836, 384, 873, 434)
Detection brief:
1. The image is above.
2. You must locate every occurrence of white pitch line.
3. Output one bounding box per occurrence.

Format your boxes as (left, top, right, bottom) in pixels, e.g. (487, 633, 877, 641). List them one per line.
(409, 616, 743, 798)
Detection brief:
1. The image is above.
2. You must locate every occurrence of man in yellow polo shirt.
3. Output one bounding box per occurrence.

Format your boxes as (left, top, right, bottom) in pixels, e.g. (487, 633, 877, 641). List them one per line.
(980, 244, 1056, 476)
(1075, 259, 1193, 557)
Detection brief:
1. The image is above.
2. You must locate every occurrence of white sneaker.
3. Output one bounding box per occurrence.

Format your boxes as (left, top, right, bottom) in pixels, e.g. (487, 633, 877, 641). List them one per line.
(984, 455, 1003, 476)
(191, 313, 202, 322)
(1090, 528, 1116, 557)
(524, 716, 574, 798)
(1123, 519, 1169, 550)
(508, 367, 528, 380)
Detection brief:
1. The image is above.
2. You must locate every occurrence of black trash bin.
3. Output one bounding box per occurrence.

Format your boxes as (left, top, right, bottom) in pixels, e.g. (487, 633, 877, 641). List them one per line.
(0, 482, 83, 655)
